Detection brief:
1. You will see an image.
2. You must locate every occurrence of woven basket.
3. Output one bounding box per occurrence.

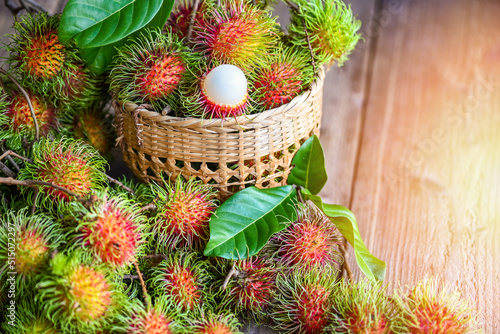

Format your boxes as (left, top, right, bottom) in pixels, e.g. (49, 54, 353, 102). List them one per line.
(114, 67, 325, 199)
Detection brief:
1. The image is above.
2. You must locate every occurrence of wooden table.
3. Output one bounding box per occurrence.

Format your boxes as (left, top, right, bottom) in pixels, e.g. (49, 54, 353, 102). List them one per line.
(1, 0, 499, 332)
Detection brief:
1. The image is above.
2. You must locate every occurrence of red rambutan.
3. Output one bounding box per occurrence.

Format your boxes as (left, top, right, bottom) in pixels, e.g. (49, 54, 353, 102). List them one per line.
(150, 177, 217, 251)
(264, 203, 343, 271)
(166, 0, 209, 40)
(188, 312, 243, 334)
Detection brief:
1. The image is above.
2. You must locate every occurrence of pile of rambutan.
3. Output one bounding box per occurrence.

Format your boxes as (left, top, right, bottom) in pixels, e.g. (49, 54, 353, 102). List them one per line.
(0, 1, 483, 333)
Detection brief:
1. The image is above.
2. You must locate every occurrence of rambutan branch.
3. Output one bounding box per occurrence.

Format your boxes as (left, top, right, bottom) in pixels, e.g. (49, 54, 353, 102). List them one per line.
(134, 261, 151, 310)
(0, 150, 33, 164)
(103, 173, 136, 195)
(0, 162, 15, 178)
(222, 261, 239, 290)
(339, 241, 353, 280)
(0, 68, 40, 140)
(186, 0, 201, 44)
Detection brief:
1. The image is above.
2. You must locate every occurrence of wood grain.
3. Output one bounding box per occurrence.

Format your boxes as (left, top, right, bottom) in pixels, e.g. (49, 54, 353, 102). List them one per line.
(349, 0, 500, 332)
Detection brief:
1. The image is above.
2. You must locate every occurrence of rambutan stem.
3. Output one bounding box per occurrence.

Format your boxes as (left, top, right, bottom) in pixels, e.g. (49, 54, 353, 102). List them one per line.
(186, 0, 201, 44)
(222, 261, 239, 290)
(103, 173, 136, 195)
(0, 150, 33, 164)
(340, 241, 353, 280)
(0, 68, 40, 140)
(134, 261, 151, 310)
(0, 162, 15, 178)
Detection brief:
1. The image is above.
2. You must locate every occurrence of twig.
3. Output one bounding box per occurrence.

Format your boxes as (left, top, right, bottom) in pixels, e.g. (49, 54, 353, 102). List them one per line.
(134, 261, 151, 310)
(0, 150, 33, 164)
(104, 173, 135, 195)
(340, 241, 353, 281)
(0, 68, 39, 140)
(138, 202, 157, 214)
(222, 261, 239, 290)
(0, 162, 15, 178)
(4, 155, 20, 172)
(186, 0, 201, 44)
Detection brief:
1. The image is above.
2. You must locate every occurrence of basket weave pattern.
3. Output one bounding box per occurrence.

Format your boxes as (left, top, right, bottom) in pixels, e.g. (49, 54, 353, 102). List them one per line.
(115, 68, 325, 199)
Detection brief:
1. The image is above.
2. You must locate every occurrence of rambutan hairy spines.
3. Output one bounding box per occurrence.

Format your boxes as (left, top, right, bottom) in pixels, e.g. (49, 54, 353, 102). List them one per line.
(287, 0, 361, 66)
(188, 311, 244, 334)
(392, 277, 480, 334)
(73, 193, 148, 269)
(264, 203, 343, 272)
(271, 267, 338, 334)
(18, 137, 108, 206)
(192, 0, 280, 70)
(0, 208, 63, 290)
(2, 298, 59, 334)
(167, 0, 211, 41)
(327, 279, 393, 334)
(35, 251, 125, 332)
(149, 249, 215, 313)
(150, 176, 218, 251)
(109, 28, 193, 112)
(218, 256, 278, 322)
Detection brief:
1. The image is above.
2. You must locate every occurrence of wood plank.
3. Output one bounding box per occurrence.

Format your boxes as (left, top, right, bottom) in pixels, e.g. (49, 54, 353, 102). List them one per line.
(349, 0, 500, 332)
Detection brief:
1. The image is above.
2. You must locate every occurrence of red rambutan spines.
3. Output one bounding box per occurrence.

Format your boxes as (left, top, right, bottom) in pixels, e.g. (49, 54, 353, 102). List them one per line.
(166, 0, 211, 41)
(150, 176, 217, 252)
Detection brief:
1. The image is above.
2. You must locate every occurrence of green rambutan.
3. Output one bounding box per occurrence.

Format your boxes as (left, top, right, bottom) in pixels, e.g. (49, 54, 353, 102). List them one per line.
(392, 277, 480, 334)
(264, 203, 343, 271)
(328, 279, 393, 334)
(109, 28, 192, 112)
(115, 295, 182, 334)
(166, 0, 210, 40)
(35, 251, 125, 332)
(188, 311, 243, 334)
(271, 267, 338, 334)
(0, 208, 63, 290)
(192, 0, 280, 70)
(71, 193, 147, 269)
(218, 256, 277, 322)
(253, 46, 314, 110)
(72, 104, 115, 158)
(2, 299, 59, 334)
(149, 249, 214, 313)
(18, 137, 107, 205)
(287, 0, 361, 66)
(0, 90, 58, 150)
(150, 176, 217, 251)
(6, 13, 88, 103)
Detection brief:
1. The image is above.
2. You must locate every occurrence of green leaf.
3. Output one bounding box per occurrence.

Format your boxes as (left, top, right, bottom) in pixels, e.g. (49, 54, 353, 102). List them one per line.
(59, 0, 166, 48)
(288, 135, 328, 195)
(79, 43, 120, 75)
(302, 189, 386, 281)
(204, 186, 298, 259)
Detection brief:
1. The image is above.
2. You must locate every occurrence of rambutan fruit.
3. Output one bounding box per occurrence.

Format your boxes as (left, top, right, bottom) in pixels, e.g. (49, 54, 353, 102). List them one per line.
(192, 0, 280, 70)
(115, 295, 182, 334)
(18, 137, 107, 205)
(149, 176, 217, 251)
(327, 279, 393, 334)
(188, 311, 243, 334)
(0, 89, 58, 150)
(71, 193, 147, 269)
(392, 277, 480, 334)
(287, 0, 361, 66)
(2, 299, 59, 334)
(35, 251, 125, 332)
(72, 104, 115, 158)
(167, 0, 210, 40)
(217, 256, 277, 322)
(271, 267, 338, 334)
(58, 61, 103, 110)
(253, 46, 314, 110)
(149, 249, 214, 313)
(6, 13, 86, 102)
(182, 63, 251, 119)
(263, 203, 343, 271)
(109, 28, 193, 112)
(0, 208, 63, 290)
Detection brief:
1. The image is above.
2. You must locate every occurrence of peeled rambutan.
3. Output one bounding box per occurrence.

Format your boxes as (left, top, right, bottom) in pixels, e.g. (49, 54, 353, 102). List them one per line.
(109, 28, 192, 111)
(150, 176, 217, 251)
(253, 46, 314, 110)
(193, 0, 280, 70)
(7, 13, 85, 102)
(188, 311, 243, 334)
(167, 0, 208, 40)
(287, 0, 361, 66)
(149, 249, 214, 312)
(0, 208, 63, 290)
(18, 137, 107, 205)
(0, 90, 57, 149)
(264, 203, 343, 271)
(271, 267, 338, 334)
(392, 277, 480, 334)
(72, 193, 147, 269)
(72, 104, 115, 158)
(35, 251, 125, 332)
(327, 279, 392, 333)
(218, 256, 277, 322)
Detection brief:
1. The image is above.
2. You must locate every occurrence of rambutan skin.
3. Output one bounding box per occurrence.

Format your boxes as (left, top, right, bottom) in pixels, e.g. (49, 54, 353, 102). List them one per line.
(18, 137, 108, 205)
(187, 311, 243, 334)
(166, 0, 209, 41)
(149, 176, 218, 251)
(72, 105, 115, 158)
